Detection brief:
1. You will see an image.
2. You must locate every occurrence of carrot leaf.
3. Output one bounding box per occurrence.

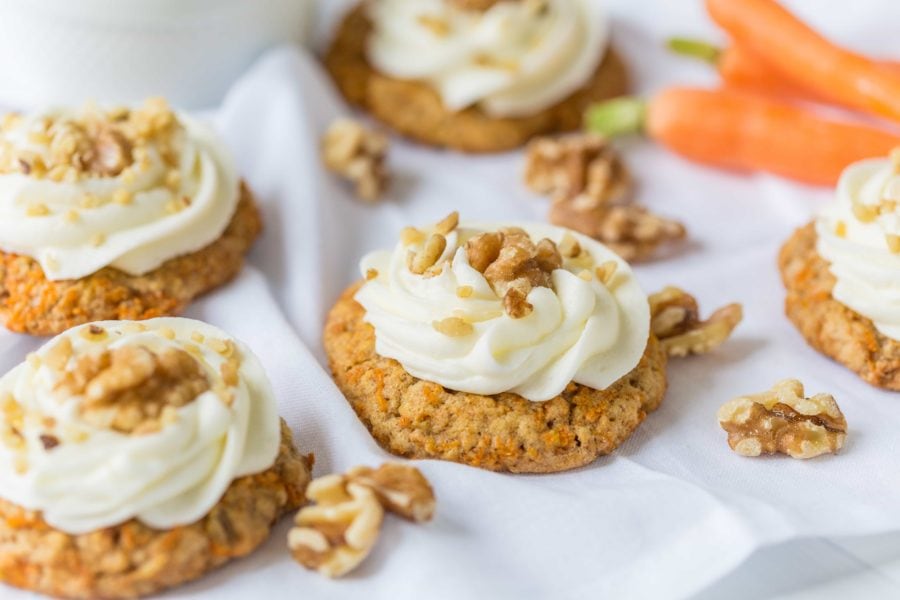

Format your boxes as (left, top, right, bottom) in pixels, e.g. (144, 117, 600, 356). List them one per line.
(585, 98, 648, 138)
(666, 37, 722, 65)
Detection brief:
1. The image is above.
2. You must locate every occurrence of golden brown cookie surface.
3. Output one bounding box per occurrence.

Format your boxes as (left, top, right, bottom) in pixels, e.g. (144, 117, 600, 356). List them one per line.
(0, 183, 262, 336)
(323, 5, 629, 153)
(324, 283, 667, 473)
(779, 222, 900, 390)
(0, 421, 311, 600)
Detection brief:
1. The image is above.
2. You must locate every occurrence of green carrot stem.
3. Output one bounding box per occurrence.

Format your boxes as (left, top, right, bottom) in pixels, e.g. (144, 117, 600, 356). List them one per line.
(666, 37, 723, 65)
(584, 97, 648, 138)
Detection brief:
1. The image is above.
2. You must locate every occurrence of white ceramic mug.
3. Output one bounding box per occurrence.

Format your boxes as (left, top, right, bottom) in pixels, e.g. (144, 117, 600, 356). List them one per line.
(0, 0, 313, 109)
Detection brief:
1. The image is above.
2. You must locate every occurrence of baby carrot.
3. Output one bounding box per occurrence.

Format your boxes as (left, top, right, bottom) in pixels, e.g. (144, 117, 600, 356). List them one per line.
(669, 37, 900, 103)
(586, 87, 900, 186)
(706, 0, 900, 122)
(667, 38, 815, 100)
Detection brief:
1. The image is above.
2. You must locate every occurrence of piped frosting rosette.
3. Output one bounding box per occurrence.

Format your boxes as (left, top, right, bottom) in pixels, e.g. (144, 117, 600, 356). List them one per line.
(817, 154, 900, 340)
(0, 318, 279, 534)
(366, 0, 610, 117)
(355, 213, 650, 402)
(0, 99, 240, 281)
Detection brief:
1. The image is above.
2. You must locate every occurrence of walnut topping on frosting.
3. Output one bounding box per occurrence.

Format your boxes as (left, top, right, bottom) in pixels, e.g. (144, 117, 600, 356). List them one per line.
(400, 213, 629, 320)
(404, 212, 461, 277)
(649, 287, 743, 357)
(409, 233, 447, 275)
(0, 98, 178, 181)
(448, 0, 503, 10)
(55, 345, 210, 435)
(467, 227, 562, 319)
(718, 380, 847, 459)
(433, 317, 474, 337)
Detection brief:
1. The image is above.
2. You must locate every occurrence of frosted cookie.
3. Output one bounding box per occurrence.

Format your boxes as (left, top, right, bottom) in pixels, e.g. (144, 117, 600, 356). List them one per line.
(780, 153, 900, 390)
(0, 318, 310, 599)
(324, 0, 628, 153)
(324, 212, 667, 473)
(0, 99, 261, 335)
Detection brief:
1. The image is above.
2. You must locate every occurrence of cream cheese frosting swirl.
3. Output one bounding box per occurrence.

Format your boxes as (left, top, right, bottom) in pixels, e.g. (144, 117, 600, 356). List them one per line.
(356, 220, 650, 402)
(0, 99, 240, 281)
(0, 317, 280, 534)
(366, 0, 610, 118)
(817, 157, 900, 340)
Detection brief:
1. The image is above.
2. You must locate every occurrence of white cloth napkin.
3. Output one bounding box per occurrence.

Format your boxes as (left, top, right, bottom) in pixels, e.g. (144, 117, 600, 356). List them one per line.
(4, 1, 900, 599)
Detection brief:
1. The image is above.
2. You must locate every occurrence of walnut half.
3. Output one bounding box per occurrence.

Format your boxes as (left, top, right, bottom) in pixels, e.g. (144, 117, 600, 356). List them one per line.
(550, 201, 685, 263)
(718, 380, 848, 459)
(321, 118, 389, 202)
(288, 475, 384, 578)
(524, 134, 631, 208)
(347, 463, 436, 523)
(527, 133, 686, 263)
(649, 287, 742, 357)
(289, 463, 435, 578)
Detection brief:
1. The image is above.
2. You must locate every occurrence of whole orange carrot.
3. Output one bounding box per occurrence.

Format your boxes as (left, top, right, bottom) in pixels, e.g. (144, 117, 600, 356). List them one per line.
(670, 37, 900, 103)
(706, 0, 900, 122)
(668, 38, 813, 99)
(587, 87, 900, 186)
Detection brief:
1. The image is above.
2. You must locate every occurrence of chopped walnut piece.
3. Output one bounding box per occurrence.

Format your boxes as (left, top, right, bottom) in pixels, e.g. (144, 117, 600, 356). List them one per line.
(595, 260, 618, 285)
(347, 463, 436, 523)
(465, 232, 503, 272)
(887, 234, 900, 254)
(408, 233, 447, 275)
(433, 317, 474, 337)
(649, 287, 742, 357)
(524, 134, 631, 209)
(55, 346, 210, 435)
(557, 233, 582, 258)
(417, 14, 451, 36)
(87, 125, 132, 177)
(449, 0, 502, 10)
(43, 337, 73, 371)
(465, 228, 561, 318)
(718, 379, 847, 459)
(401, 226, 426, 246)
(321, 118, 389, 202)
(39, 434, 60, 451)
(550, 201, 686, 263)
(0, 99, 177, 180)
(434, 211, 460, 235)
(289, 475, 384, 578)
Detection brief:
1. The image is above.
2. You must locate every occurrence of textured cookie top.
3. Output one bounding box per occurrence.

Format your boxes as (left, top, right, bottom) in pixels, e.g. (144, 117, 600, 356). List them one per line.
(355, 213, 650, 401)
(816, 153, 900, 339)
(0, 99, 240, 281)
(365, 0, 610, 118)
(0, 318, 280, 534)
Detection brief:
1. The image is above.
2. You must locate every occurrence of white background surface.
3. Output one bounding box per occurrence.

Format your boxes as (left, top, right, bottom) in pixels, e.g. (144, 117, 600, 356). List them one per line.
(4, 1, 900, 598)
